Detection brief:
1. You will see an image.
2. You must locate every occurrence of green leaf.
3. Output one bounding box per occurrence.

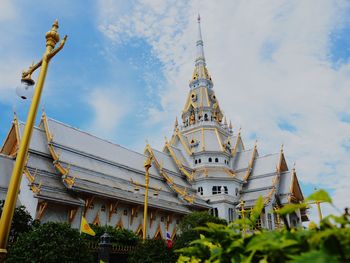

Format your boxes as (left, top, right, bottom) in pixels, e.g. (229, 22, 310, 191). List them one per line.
(290, 250, 341, 263)
(250, 196, 264, 225)
(276, 203, 307, 215)
(306, 189, 332, 204)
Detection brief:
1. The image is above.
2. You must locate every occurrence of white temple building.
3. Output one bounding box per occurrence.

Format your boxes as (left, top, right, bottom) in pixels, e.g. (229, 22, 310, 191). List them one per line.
(0, 17, 307, 239)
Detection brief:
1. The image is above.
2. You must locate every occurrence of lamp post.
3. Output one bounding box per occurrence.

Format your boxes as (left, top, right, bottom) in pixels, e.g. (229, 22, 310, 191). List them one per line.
(142, 156, 152, 240)
(240, 199, 246, 236)
(0, 20, 67, 258)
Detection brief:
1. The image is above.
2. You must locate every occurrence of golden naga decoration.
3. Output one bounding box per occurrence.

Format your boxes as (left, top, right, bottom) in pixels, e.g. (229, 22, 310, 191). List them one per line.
(41, 113, 75, 188)
(144, 145, 195, 203)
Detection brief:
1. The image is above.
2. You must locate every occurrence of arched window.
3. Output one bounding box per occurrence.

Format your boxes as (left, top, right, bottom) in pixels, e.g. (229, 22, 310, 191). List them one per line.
(195, 160, 198, 164)
(204, 114, 208, 121)
(208, 157, 212, 163)
(215, 158, 219, 163)
(197, 187, 203, 195)
(198, 159, 201, 163)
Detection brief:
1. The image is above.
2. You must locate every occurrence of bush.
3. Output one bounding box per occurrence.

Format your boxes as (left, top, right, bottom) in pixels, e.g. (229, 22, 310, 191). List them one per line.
(174, 211, 227, 250)
(6, 222, 92, 263)
(177, 190, 350, 263)
(82, 224, 139, 246)
(128, 239, 176, 263)
(0, 202, 34, 242)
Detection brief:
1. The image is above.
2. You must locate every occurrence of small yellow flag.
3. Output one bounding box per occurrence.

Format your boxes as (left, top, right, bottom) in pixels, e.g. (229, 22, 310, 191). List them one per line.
(80, 216, 96, 236)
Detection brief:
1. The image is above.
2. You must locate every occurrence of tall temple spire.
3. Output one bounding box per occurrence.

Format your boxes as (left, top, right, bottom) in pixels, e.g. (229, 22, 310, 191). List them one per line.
(196, 14, 205, 65)
(190, 15, 212, 89)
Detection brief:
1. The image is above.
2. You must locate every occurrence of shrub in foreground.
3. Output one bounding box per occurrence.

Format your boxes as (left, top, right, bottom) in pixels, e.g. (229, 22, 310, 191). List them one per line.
(7, 222, 92, 263)
(177, 190, 350, 263)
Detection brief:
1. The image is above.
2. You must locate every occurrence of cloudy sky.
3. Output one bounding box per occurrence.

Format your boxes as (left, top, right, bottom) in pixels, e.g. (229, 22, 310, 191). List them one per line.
(0, 0, 349, 221)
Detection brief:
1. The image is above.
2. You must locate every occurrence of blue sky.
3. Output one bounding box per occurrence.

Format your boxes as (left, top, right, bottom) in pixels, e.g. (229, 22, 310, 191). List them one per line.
(1, 0, 350, 221)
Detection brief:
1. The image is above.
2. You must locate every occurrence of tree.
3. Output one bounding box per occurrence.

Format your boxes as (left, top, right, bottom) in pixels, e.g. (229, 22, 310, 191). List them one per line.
(0, 201, 33, 242)
(6, 222, 92, 263)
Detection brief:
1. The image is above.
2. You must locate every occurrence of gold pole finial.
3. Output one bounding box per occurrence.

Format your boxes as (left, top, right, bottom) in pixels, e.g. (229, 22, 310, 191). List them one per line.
(46, 19, 60, 48)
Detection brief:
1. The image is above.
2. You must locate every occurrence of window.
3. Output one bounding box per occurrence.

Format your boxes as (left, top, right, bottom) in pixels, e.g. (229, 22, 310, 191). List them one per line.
(215, 158, 219, 163)
(161, 216, 164, 222)
(195, 160, 198, 164)
(197, 187, 203, 195)
(123, 209, 128, 216)
(114, 207, 118, 214)
(235, 188, 239, 196)
(208, 157, 212, 163)
(212, 186, 228, 194)
(198, 159, 201, 164)
(204, 114, 208, 121)
(228, 208, 235, 222)
(210, 208, 218, 217)
(101, 205, 106, 212)
(212, 186, 221, 195)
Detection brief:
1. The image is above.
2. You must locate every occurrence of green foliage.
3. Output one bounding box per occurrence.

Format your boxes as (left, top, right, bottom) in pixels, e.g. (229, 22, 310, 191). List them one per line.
(0, 202, 34, 242)
(6, 222, 92, 263)
(178, 211, 227, 233)
(82, 224, 139, 246)
(175, 211, 227, 250)
(177, 190, 350, 263)
(128, 239, 176, 263)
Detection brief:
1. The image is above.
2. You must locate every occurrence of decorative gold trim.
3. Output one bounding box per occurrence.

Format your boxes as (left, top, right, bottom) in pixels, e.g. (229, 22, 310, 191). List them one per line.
(83, 196, 95, 217)
(201, 128, 205, 151)
(41, 112, 76, 188)
(136, 223, 143, 236)
(164, 143, 193, 181)
(166, 214, 173, 231)
(149, 210, 158, 229)
(116, 217, 124, 229)
(36, 201, 48, 220)
(1, 113, 21, 156)
(144, 145, 195, 203)
(153, 223, 163, 239)
(93, 210, 100, 226)
(204, 87, 210, 106)
(68, 207, 78, 224)
(131, 178, 161, 192)
(108, 201, 119, 222)
(243, 142, 257, 181)
(130, 206, 140, 226)
(23, 167, 42, 194)
(171, 225, 176, 240)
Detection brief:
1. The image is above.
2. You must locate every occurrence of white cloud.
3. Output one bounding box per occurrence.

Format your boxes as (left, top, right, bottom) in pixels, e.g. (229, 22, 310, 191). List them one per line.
(0, 0, 16, 22)
(97, 0, 350, 220)
(86, 88, 129, 139)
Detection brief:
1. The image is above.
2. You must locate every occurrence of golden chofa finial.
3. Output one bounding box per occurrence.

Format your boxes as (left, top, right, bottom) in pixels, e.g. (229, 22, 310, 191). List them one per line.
(46, 19, 60, 48)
